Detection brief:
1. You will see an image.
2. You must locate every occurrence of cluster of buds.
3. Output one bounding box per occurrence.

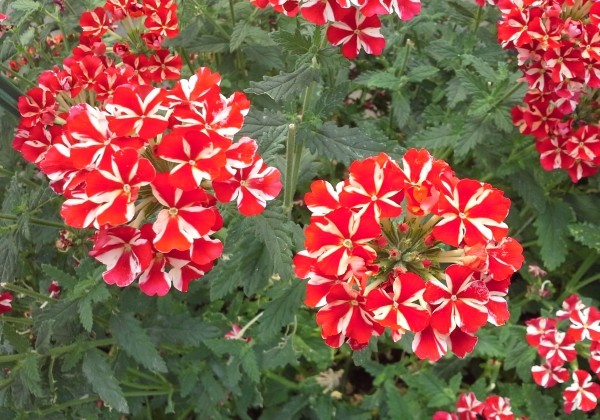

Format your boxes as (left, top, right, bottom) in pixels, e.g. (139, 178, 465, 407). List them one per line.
(294, 149, 524, 361)
(434, 392, 523, 420)
(526, 294, 600, 414)
(12, 0, 282, 296)
(249, 0, 422, 59)
(498, 0, 600, 182)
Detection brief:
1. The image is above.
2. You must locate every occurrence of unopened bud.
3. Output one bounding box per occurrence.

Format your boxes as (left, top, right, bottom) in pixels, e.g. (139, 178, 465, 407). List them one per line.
(423, 233, 435, 247)
(398, 223, 409, 233)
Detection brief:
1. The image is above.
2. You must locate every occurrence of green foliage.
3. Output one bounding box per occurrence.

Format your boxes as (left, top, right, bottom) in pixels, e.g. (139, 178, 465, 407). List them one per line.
(82, 350, 129, 413)
(0, 0, 598, 418)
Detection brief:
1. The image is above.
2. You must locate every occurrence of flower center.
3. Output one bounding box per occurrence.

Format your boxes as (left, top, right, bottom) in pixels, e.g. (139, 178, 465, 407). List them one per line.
(342, 239, 353, 249)
(240, 180, 248, 187)
(451, 295, 458, 301)
(371, 194, 378, 201)
(123, 184, 131, 193)
(458, 212, 467, 219)
(168, 207, 178, 216)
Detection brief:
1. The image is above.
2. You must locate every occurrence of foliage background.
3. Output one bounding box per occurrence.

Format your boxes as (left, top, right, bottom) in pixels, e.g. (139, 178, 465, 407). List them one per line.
(0, 0, 599, 418)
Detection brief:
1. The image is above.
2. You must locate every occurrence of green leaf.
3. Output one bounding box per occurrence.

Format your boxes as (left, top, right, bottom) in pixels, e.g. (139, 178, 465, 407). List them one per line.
(109, 313, 167, 373)
(78, 281, 110, 332)
(82, 349, 129, 414)
(353, 71, 403, 89)
(407, 65, 439, 82)
(313, 84, 349, 119)
(270, 29, 311, 55)
(230, 21, 251, 52)
(446, 78, 468, 108)
(239, 109, 288, 140)
(299, 122, 397, 165)
(503, 339, 536, 382)
(148, 316, 220, 345)
(524, 385, 558, 420)
(569, 222, 600, 252)
(256, 126, 286, 164)
(41, 264, 77, 289)
(409, 124, 461, 151)
(241, 347, 260, 383)
(392, 92, 411, 129)
(259, 280, 305, 337)
(249, 205, 296, 280)
(403, 371, 456, 408)
(19, 354, 43, 398)
(34, 299, 79, 330)
(0, 236, 19, 281)
(383, 382, 420, 420)
(10, 0, 41, 12)
(534, 199, 574, 270)
(189, 35, 229, 53)
(509, 170, 547, 213)
(246, 64, 320, 102)
(0, 75, 22, 118)
(78, 300, 93, 333)
(261, 336, 298, 369)
(243, 45, 284, 70)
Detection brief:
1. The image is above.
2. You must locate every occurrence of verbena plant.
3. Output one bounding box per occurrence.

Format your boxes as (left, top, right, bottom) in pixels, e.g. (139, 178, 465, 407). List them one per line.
(0, 0, 598, 418)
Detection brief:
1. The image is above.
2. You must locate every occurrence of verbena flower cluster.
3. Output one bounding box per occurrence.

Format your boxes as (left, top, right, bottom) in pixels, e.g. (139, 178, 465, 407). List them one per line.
(294, 150, 524, 360)
(526, 294, 600, 414)
(248, 0, 422, 59)
(11, 0, 282, 296)
(498, 0, 600, 182)
(433, 392, 524, 420)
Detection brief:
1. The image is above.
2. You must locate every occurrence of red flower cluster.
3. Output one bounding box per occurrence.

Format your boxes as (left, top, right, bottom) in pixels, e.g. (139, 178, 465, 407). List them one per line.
(434, 392, 524, 420)
(434, 392, 521, 420)
(498, 0, 600, 182)
(12, 1, 282, 296)
(294, 149, 523, 360)
(249, 0, 421, 59)
(526, 294, 600, 414)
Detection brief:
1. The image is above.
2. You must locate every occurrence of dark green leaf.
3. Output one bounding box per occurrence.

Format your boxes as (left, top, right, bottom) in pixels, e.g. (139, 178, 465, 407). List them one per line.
(534, 199, 574, 270)
(259, 280, 305, 337)
(299, 122, 396, 165)
(569, 222, 600, 252)
(19, 354, 43, 397)
(270, 29, 311, 55)
(82, 349, 129, 413)
(353, 71, 402, 89)
(246, 64, 320, 102)
(109, 313, 167, 373)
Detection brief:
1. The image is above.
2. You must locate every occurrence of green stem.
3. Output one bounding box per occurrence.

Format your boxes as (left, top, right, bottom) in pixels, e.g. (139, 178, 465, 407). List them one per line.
(0, 63, 36, 87)
(0, 283, 53, 302)
(0, 213, 66, 229)
(283, 123, 298, 218)
(560, 254, 599, 300)
(0, 167, 40, 188)
(263, 370, 300, 390)
(510, 214, 536, 239)
(0, 338, 115, 364)
(229, 0, 236, 22)
(492, 82, 524, 108)
(33, 397, 97, 415)
(0, 316, 34, 325)
(32, 390, 172, 415)
(178, 47, 195, 74)
(194, 1, 231, 39)
(472, 5, 484, 33)
(573, 273, 600, 291)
